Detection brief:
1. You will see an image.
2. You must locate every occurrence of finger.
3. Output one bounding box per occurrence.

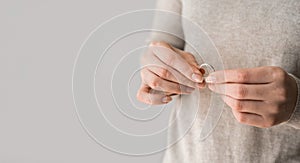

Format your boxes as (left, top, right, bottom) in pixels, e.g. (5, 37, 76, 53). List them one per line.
(149, 41, 203, 83)
(136, 84, 172, 105)
(146, 64, 198, 89)
(141, 68, 195, 94)
(222, 95, 268, 115)
(206, 66, 276, 84)
(208, 83, 270, 100)
(197, 82, 206, 89)
(142, 48, 198, 88)
(150, 41, 199, 67)
(175, 50, 199, 68)
(231, 109, 265, 128)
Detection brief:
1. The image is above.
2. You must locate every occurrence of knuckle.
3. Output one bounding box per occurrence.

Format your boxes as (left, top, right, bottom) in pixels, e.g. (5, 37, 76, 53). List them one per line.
(150, 77, 161, 88)
(263, 120, 276, 128)
(165, 83, 181, 94)
(236, 70, 249, 82)
(136, 91, 142, 101)
(237, 85, 248, 98)
(136, 90, 149, 104)
(159, 68, 170, 79)
(271, 67, 286, 80)
(277, 88, 287, 102)
(236, 113, 247, 124)
(182, 52, 198, 66)
(234, 100, 244, 111)
(150, 77, 160, 88)
(271, 104, 281, 114)
(149, 41, 158, 45)
(183, 52, 195, 58)
(174, 84, 183, 93)
(152, 41, 167, 46)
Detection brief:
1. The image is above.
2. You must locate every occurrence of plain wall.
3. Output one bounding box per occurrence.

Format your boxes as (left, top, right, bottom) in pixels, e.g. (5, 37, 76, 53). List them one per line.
(0, 0, 170, 163)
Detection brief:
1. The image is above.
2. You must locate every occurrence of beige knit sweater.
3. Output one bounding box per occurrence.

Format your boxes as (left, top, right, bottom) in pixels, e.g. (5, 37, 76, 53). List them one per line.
(149, 0, 300, 162)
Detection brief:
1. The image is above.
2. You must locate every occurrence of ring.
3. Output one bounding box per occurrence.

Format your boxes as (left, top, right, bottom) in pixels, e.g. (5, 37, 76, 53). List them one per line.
(200, 63, 215, 78)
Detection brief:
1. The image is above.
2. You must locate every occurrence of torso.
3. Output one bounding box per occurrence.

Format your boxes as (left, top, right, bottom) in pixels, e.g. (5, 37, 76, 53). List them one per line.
(165, 1, 300, 162)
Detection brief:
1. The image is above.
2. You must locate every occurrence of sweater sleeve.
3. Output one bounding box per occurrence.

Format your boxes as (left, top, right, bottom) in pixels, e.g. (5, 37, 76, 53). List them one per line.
(285, 73, 300, 129)
(146, 0, 185, 49)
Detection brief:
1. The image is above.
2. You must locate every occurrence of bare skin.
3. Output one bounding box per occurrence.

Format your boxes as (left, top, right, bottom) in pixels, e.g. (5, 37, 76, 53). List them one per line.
(136, 41, 298, 128)
(136, 41, 204, 105)
(206, 67, 298, 128)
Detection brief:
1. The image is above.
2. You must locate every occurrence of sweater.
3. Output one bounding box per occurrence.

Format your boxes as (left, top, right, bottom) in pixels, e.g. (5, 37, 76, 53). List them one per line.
(149, 0, 300, 162)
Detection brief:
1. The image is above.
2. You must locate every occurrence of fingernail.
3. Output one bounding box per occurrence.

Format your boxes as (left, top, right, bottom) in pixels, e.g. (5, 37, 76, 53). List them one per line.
(192, 73, 203, 83)
(205, 76, 216, 83)
(185, 87, 195, 93)
(162, 96, 171, 103)
(197, 83, 206, 89)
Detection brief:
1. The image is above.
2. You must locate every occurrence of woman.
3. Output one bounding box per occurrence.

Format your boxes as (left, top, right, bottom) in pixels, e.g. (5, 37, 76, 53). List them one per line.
(137, 0, 300, 162)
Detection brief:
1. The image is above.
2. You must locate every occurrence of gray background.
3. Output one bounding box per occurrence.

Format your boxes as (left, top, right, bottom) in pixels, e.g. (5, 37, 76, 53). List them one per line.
(0, 0, 169, 162)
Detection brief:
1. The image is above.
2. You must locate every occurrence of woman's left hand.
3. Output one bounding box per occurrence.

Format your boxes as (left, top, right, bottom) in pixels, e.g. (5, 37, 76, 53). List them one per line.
(206, 66, 298, 128)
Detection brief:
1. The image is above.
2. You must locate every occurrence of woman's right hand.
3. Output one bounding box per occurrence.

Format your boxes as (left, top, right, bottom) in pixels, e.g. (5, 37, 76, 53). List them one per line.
(136, 41, 204, 105)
